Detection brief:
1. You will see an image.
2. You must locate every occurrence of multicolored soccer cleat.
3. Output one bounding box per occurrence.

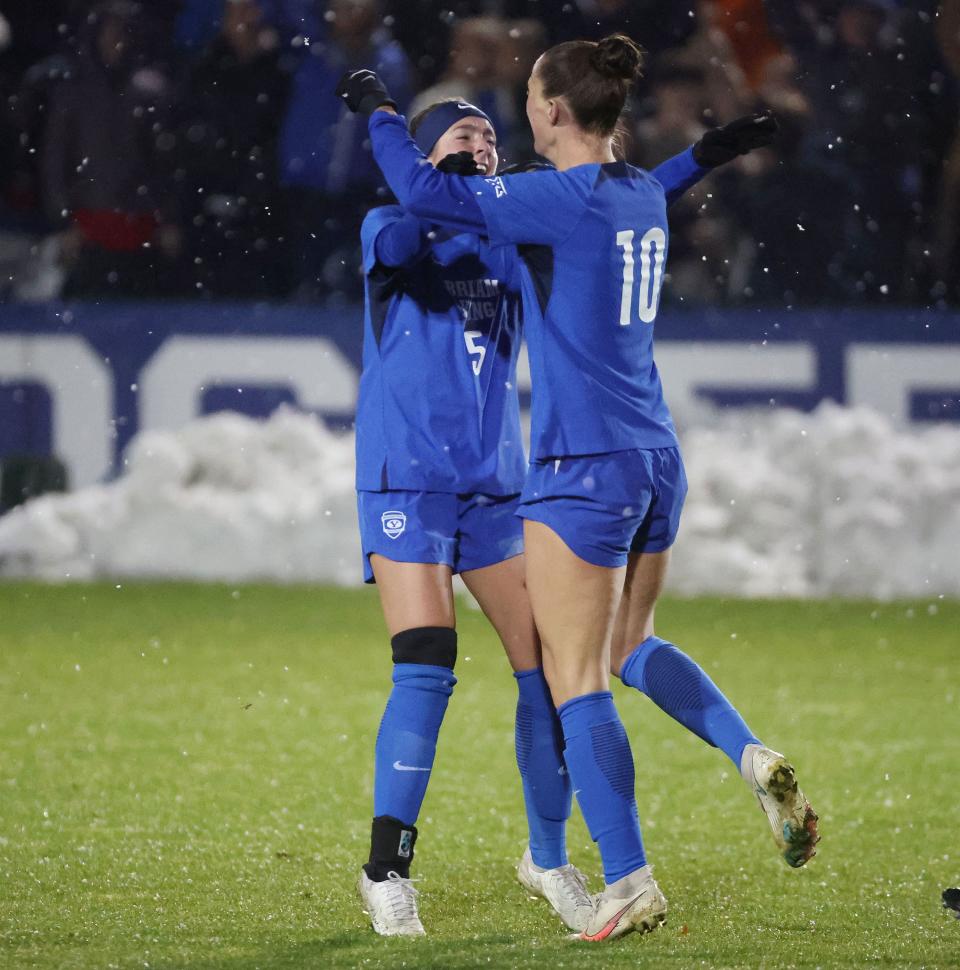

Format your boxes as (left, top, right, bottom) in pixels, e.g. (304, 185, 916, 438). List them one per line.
(743, 744, 820, 868)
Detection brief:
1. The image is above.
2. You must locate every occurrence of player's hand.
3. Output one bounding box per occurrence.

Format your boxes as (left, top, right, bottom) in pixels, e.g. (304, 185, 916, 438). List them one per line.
(335, 69, 397, 116)
(436, 151, 484, 176)
(692, 112, 778, 167)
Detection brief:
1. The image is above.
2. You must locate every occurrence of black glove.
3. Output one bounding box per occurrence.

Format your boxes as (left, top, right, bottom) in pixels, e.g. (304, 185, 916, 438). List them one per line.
(692, 112, 778, 168)
(498, 160, 557, 175)
(436, 151, 483, 176)
(335, 69, 396, 116)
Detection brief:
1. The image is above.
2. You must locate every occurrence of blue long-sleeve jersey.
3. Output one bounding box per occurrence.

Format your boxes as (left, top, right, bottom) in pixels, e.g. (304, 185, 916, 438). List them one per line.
(368, 112, 708, 460)
(356, 205, 527, 494)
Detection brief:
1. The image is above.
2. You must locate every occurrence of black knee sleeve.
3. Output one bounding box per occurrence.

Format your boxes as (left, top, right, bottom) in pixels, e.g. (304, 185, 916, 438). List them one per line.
(391, 626, 457, 670)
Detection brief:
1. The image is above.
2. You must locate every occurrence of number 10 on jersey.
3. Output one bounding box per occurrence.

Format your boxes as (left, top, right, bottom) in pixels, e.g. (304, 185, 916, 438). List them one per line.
(617, 227, 666, 326)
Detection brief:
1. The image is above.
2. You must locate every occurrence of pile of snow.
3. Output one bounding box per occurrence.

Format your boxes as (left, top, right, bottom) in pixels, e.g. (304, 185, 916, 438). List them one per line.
(1, 403, 958, 598)
(0, 408, 360, 584)
(672, 403, 960, 598)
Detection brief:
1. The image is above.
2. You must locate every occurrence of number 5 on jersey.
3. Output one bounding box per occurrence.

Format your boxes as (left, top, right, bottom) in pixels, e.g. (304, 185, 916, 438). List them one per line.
(464, 330, 486, 375)
(616, 227, 666, 326)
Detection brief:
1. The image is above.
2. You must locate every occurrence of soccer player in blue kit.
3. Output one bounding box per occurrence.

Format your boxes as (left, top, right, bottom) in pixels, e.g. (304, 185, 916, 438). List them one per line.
(349, 96, 720, 937)
(340, 35, 819, 942)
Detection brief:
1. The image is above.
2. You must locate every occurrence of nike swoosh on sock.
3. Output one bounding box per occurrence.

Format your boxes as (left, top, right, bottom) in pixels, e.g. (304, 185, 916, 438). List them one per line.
(392, 760, 431, 772)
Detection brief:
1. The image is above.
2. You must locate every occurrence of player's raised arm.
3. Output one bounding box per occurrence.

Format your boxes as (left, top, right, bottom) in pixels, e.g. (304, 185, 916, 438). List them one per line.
(651, 113, 779, 206)
(336, 68, 490, 233)
(336, 70, 589, 246)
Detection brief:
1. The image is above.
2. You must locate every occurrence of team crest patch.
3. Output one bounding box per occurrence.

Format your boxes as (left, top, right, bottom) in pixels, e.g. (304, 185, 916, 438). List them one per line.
(398, 829, 413, 858)
(381, 511, 406, 539)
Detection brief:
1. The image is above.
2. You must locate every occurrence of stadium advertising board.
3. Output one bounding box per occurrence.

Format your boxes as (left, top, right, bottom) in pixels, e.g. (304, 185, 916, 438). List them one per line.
(1, 303, 957, 488)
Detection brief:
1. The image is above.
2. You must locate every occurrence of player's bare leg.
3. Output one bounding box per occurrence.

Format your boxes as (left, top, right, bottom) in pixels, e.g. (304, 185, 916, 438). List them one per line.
(462, 554, 592, 931)
(461, 554, 539, 672)
(611, 550, 819, 868)
(523, 520, 667, 942)
(370, 556, 455, 635)
(521, 521, 623, 706)
(609, 549, 669, 675)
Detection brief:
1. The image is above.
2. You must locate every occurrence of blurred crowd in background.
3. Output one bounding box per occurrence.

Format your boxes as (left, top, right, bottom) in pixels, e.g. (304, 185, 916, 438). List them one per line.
(0, 0, 957, 307)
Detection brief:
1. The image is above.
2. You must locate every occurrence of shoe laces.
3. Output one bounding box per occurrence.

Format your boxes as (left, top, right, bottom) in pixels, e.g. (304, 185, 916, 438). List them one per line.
(553, 865, 592, 911)
(383, 871, 421, 923)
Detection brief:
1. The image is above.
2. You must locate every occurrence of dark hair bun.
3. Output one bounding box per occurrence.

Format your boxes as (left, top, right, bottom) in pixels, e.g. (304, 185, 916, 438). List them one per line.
(590, 33, 644, 81)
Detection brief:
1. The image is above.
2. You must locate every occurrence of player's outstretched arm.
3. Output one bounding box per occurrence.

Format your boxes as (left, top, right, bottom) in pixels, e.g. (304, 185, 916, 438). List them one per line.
(653, 112, 779, 206)
(650, 148, 709, 207)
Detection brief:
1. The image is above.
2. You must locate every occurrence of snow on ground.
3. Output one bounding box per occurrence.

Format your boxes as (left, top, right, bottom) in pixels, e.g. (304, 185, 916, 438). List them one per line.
(1, 403, 958, 598)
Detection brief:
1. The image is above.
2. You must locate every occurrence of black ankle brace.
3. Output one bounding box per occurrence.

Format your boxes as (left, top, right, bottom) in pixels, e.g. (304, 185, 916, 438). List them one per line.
(364, 815, 418, 881)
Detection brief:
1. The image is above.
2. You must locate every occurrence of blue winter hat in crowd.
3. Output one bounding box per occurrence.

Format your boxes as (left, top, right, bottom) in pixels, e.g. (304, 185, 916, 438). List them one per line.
(412, 100, 495, 156)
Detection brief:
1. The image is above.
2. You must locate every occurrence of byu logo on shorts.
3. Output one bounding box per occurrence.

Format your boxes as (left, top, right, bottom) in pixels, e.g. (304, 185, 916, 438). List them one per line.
(381, 510, 406, 539)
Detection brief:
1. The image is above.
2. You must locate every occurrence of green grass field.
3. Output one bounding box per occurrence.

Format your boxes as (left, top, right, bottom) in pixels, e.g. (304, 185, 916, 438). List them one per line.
(1, 583, 958, 969)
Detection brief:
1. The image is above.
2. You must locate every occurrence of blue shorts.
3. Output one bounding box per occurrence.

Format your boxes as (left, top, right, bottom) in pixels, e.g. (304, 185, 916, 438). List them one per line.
(357, 490, 524, 583)
(517, 447, 687, 568)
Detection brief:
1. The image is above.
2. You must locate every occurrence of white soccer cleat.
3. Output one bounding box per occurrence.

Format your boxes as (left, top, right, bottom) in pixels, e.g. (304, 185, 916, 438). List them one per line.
(742, 744, 820, 868)
(357, 869, 426, 936)
(571, 865, 667, 942)
(516, 846, 593, 932)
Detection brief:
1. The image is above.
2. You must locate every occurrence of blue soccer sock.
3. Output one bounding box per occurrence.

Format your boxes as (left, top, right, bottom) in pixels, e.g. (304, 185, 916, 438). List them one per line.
(619, 636, 760, 769)
(514, 668, 571, 869)
(557, 691, 647, 885)
(373, 661, 456, 826)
